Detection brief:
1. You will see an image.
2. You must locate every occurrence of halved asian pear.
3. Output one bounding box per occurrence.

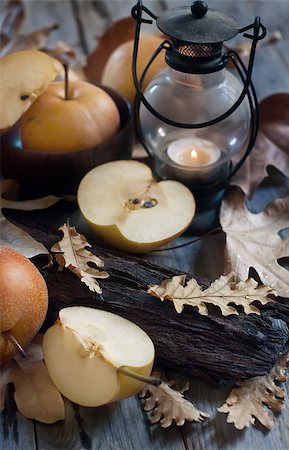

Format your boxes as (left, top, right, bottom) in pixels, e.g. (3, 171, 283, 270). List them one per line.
(0, 50, 62, 132)
(77, 160, 195, 253)
(42, 307, 155, 407)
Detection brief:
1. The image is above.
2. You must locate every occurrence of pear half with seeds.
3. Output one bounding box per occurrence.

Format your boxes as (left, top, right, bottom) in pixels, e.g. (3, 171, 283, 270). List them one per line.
(77, 160, 195, 253)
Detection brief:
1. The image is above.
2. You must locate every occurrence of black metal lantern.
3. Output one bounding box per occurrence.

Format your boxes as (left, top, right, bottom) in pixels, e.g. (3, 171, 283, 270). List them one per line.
(131, 0, 266, 233)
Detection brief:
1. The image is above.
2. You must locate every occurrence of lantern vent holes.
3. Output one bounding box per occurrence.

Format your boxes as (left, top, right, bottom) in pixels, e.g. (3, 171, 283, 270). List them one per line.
(175, 42, 222, 59)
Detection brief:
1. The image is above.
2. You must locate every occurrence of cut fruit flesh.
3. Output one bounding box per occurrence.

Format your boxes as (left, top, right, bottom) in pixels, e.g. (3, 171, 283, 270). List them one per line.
(43, 321, 118, 407)
(77, 160, 195, 252)
(43, 307, 155, 407)
(0, 50, 62, 130)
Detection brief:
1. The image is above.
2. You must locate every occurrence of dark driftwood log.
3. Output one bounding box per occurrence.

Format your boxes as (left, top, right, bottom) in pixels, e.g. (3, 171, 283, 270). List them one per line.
(5, 210, 289, 383)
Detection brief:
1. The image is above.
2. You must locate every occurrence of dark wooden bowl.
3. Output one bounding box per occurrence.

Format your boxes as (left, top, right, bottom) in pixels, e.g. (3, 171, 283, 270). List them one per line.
(0, 85, 134, 197)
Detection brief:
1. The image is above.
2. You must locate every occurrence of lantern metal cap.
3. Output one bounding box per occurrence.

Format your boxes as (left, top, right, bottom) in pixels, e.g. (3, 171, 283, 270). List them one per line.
(156, 1, 239, 44)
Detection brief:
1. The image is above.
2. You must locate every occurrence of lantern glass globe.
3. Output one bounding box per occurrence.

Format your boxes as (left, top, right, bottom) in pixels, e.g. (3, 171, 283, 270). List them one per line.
(140, 67, 250, 186)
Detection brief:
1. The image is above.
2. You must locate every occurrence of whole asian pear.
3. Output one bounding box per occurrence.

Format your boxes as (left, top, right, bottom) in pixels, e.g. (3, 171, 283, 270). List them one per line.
(101, 35, 167, 104)
(20, 81, 120, 153)
(0, 247, 48, 365)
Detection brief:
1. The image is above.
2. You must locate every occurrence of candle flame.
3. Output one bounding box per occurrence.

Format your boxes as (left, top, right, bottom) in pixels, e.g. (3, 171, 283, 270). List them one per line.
(190, 148, 198, 159)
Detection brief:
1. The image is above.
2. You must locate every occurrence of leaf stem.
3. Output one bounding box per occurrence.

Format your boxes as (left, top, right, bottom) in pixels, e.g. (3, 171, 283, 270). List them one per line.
(117, 366, 161, 386)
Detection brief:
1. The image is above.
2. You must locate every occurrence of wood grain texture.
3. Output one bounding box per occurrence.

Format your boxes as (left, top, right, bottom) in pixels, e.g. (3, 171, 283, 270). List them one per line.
(0, 385, 36, 450)
(3, 208, 289, 383)
(33, 396, 186, 450)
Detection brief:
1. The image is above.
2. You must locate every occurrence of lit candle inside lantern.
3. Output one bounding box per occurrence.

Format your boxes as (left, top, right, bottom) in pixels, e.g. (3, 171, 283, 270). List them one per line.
(167, 137, 221, 168)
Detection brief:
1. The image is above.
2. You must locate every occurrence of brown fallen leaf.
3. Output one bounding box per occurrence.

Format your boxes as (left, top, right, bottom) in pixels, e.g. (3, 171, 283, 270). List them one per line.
(0, 23, 59, 56)
(51, 221, 109, 294)
(1, 336, 65, 424)
(45, 40, 82, 66)
(0, 179, 75, 259)
(43, 41, 87, 81)
(0, 0, 24, 50)
(218, 351, 289, 430)
(139, 372, 209, 427)
(84, 16, 136, 82)
(258, 93, 289, 154)
(220, 189, 289, 298)
(148, 272, 275, 317)
(231, 93, 289, 197)
(0, 1, 85, 78)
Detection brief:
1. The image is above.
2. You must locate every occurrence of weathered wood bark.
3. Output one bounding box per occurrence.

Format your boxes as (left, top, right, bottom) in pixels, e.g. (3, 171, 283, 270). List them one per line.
(5, 210, 289, 383)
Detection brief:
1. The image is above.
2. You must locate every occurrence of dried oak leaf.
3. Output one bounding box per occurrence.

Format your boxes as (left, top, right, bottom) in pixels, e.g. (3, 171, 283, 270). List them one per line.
(84, 16, 136, 82)
(220, 189, 289, 298)
(43, 40, 86, 81)
(0, 0, 24, 50)
(0, 23, 59, 56)
(1, 336, 65, 424)
(148, 272, 275, 317)
(0, 2, 84, 78)
(139, 372, 209, 428)
(51, 221, 109, 294)
(231, 93, 289, 197)
(218, 351, 289, 430)
(0, 179, 75, 259)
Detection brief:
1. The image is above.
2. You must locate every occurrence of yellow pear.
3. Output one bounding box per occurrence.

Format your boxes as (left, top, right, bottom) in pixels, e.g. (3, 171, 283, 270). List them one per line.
(101, 35, 166, 104)
(20, 80, 120, 153)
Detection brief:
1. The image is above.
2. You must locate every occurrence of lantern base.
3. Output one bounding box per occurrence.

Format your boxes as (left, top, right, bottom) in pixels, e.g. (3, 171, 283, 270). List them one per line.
(185, 187, 225, 235)
(153, 160, 228, 235)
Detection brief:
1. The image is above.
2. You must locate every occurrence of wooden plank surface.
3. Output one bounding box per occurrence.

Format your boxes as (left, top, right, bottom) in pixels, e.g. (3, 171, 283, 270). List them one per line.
(0, 386, 36, 450)
(34, 397, 186, 450)
(1, 1, 289, 450)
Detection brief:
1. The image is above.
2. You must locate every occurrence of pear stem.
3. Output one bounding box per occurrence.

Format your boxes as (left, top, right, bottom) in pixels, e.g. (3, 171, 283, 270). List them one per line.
(4, 332, 26, 357)
(63, 63, 69, 100)
(117, 366, 161, 387)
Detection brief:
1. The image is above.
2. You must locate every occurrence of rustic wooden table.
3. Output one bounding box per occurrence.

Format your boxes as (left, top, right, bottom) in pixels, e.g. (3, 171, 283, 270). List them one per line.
(1, 1, 289, 449)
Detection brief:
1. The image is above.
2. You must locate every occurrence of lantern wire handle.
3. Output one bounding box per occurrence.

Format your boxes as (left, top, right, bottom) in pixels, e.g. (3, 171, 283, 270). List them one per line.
(132, 1, 265, 175)
(227, 50, 259, 178)
(132, 5, 265, 129)
(131, 0, 157, 22)
(133, 41, 172, 158)
(151, 227, 223, 252)
(134, 49, 259, 178)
